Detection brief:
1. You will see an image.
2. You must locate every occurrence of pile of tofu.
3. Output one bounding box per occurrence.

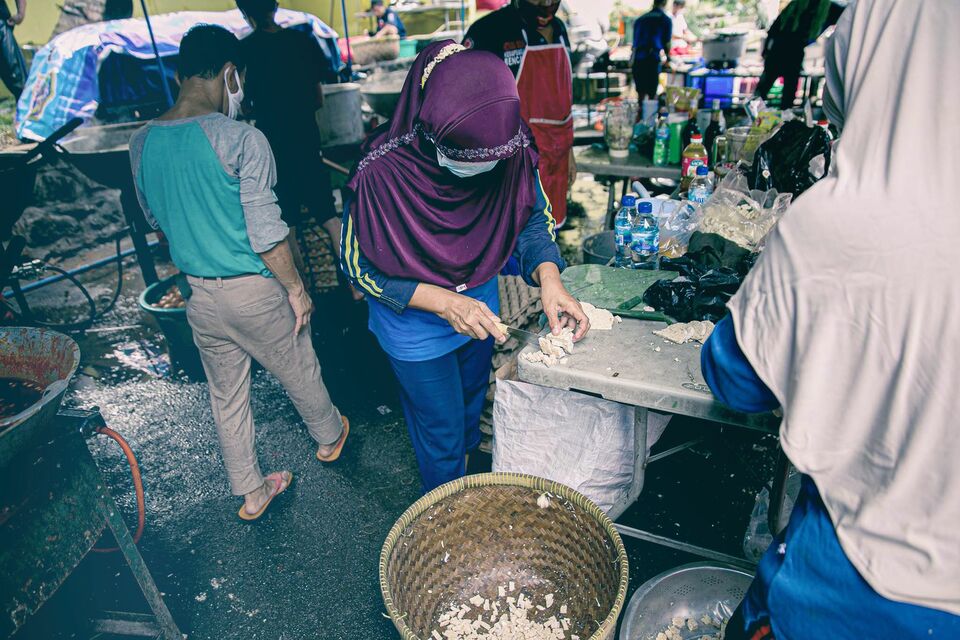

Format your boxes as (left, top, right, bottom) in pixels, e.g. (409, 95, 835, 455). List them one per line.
(432, 584, 580, 640)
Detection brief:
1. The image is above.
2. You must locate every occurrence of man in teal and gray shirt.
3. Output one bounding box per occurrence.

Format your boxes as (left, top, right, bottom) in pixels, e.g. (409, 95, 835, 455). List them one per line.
(129, 25, 349, 521)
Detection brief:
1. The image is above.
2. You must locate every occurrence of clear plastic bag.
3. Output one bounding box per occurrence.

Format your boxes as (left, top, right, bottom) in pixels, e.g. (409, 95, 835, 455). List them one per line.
(698, 172, 792, 252)
(658, 200, 704, 259)
(742, 469, 801, 563)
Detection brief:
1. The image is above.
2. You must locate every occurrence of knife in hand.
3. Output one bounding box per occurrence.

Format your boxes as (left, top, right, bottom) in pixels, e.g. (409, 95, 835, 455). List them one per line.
(495, 323, 541, 348)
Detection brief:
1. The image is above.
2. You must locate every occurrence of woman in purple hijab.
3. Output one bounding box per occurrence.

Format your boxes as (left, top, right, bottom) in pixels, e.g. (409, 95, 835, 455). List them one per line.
(341, 41, 589, 493)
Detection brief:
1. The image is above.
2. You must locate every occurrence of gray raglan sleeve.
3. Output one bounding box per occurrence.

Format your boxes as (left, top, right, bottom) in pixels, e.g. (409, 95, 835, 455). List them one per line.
(236, 128, 289, 253)
(127, 127, 160, 230)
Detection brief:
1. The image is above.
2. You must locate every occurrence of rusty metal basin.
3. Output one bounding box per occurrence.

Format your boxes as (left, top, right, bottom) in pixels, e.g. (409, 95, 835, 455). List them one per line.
(0, 327, 80, 468)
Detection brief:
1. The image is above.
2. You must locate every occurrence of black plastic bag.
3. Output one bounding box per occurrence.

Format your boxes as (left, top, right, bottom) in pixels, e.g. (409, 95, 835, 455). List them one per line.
(746, 120, 831, 197)
(642, 233, 755, 323)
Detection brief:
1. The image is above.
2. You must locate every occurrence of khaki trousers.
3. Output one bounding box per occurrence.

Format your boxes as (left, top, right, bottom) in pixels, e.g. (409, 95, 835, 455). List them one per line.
(185, 274, 342, 495)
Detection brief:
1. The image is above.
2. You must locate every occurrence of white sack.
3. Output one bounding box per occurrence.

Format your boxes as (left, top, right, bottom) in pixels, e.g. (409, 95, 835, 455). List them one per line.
(492, 379, 670, 513)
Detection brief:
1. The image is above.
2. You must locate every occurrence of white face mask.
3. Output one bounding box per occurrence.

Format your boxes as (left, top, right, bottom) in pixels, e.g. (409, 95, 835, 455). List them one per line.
(437, 150, 499, 178)
(224, 67, 243, 120)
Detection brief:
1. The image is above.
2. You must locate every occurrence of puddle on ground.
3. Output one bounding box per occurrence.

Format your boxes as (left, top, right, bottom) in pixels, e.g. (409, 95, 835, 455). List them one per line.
(109, 340, 171, 378)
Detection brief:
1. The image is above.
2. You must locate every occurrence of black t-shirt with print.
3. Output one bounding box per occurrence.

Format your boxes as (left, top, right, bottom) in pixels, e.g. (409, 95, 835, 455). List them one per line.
(463, 4, 569, 78)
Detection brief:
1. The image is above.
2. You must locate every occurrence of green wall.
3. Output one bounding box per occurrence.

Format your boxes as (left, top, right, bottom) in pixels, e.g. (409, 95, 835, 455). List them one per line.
(11, 1, 384, 47)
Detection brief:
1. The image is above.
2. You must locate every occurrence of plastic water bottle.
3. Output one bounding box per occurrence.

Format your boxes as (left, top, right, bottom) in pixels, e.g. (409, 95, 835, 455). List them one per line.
(688, 165, 714, 204)
(652, 108, 669, 167)
(614, 195, 637, 268)
(630, 201, 659, 270)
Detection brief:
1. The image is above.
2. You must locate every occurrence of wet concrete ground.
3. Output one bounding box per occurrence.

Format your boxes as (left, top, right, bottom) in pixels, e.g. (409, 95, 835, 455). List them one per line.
(12, 205, 779, 640)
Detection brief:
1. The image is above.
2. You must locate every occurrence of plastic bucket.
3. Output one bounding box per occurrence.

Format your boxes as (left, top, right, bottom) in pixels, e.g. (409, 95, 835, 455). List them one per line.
(138, 276, 205, 380)
(398, 39, 418, 58)
(583, 231, 616, 265)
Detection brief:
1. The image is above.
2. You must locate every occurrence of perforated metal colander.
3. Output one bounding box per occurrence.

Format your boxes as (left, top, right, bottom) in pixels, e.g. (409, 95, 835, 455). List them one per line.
(619, 562, 754, 640)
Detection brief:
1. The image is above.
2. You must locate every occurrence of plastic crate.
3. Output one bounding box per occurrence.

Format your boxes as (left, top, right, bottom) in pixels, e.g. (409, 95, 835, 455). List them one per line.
(686, 70, 736, 107)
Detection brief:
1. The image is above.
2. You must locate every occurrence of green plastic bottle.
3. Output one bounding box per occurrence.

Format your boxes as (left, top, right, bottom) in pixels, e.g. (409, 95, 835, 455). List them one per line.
(652, 108, 669, 166)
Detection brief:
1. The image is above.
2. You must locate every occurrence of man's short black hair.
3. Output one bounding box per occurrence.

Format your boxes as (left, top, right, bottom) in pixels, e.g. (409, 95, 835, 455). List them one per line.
(673, 0, 686, 6)
(236, 0, 278, 23)
(654, 0, 667, 7)
(370, 0, 384, 6)
(177, 24, 244, 80)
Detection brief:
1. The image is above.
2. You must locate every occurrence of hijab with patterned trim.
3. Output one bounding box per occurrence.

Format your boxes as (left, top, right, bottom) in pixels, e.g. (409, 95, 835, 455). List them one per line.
(345, 40, 540, 290)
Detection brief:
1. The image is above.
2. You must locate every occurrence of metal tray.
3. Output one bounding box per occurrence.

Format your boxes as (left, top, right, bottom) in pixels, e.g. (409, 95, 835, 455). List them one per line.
(619, 562, 753, 640)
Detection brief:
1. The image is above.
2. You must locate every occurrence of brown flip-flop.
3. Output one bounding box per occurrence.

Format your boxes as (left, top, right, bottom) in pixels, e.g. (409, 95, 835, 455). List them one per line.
(316, 416, 349, 462)
(238, 471, 293, 521)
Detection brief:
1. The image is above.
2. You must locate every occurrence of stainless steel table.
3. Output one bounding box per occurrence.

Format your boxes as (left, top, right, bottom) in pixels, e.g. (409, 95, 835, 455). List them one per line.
(574, 147, 682, 228)
(517, 317, 782, 569)
(575, 147, 681, 181)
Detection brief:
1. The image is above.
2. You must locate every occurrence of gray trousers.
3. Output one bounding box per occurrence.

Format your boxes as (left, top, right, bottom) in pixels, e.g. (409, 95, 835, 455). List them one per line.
(186, 274, 342, 496)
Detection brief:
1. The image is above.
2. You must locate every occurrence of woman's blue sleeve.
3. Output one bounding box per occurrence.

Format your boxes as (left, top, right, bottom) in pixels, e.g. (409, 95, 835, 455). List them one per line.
(512, 170, 566, 286)
(340, 201, 419, 313)
(701, 315, 779, 413)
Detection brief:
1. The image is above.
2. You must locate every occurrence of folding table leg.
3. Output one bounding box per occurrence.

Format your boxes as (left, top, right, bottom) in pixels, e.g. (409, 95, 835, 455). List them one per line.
(99, 500, 183, 640)
(604, 177, 617, 230)
(767, 447, 793, 537)
(607, 407, 648, 520)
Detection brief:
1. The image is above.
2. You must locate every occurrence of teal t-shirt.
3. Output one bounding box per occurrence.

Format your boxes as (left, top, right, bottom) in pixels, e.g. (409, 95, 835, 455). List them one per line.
(129, 113, 289, 278)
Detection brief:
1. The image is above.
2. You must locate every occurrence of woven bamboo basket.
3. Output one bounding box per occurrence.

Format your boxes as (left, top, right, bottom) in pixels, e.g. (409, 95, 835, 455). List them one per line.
(380, 473, 629, 640)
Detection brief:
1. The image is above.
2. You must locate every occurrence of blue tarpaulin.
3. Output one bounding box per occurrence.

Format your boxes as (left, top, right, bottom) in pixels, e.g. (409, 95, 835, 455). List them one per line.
(16, 9, 342, 141)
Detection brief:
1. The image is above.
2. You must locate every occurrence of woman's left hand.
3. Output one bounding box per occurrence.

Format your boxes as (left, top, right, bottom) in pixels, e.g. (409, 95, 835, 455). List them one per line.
(536, 264, 590, 341)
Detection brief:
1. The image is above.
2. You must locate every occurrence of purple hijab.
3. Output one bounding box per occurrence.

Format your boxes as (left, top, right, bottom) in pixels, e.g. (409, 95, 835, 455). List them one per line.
(346, 40, 540, 290)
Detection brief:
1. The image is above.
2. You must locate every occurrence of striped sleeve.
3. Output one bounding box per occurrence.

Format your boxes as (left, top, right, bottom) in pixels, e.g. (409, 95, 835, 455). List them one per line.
(340, 202, 419, 313)
(512, 170, 565, 286)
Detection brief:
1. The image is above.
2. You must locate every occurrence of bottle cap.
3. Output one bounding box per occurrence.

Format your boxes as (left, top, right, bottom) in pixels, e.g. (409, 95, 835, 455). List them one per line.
(691, 134, 703, 142)
(621, 195, 637, 207)
(817, 119, 829, 126)
(638, 202, 653, 213)
(712, 98, 721, 109)
(696, 165, 709, 176)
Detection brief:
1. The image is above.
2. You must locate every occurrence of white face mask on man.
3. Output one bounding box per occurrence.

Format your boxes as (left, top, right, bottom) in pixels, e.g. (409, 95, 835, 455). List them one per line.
(437, 150, 499, 178)
(224, 67, 244, 120)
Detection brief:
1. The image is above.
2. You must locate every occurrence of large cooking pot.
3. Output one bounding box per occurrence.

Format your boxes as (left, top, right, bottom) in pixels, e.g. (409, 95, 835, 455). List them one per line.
(360, 68, 410, 119)
(316, 82, 364, 147)
(702, 31, 748, 66)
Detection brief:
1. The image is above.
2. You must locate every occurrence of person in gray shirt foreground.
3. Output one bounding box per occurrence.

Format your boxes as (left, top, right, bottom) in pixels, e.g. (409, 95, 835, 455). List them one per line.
(129, 25, 349, 521)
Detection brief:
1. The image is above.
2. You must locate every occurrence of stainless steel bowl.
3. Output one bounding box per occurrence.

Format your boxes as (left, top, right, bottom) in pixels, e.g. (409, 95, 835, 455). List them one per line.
(359, 68, 410, 118)
(619, 562, 753, 640)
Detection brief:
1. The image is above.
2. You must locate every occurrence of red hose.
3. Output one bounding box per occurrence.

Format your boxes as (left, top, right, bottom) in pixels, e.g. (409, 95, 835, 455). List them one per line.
(91, 426, 145, 553)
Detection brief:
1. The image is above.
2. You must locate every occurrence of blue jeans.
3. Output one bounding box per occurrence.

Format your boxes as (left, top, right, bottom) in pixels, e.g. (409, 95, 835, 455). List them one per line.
(388, 338, 494, 493)
(727, 477, 960, 639)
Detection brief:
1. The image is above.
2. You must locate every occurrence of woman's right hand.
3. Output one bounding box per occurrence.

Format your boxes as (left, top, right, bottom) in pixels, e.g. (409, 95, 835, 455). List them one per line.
(439, 293, 505, 341)
(409, 284, 506, 342)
